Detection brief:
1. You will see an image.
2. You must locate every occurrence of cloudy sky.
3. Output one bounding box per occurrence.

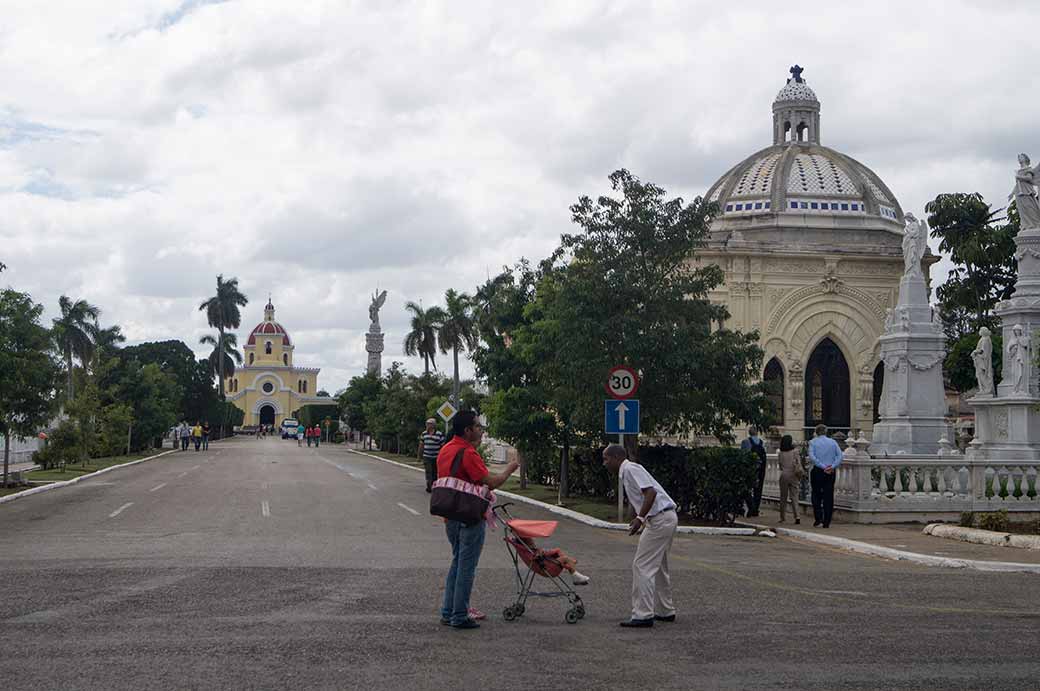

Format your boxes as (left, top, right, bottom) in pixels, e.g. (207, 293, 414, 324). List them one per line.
(1, 0, 1036, 393)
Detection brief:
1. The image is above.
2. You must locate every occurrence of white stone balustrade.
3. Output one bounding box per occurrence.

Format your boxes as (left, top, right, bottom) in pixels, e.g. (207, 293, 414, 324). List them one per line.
(762, 446, 1040, 522)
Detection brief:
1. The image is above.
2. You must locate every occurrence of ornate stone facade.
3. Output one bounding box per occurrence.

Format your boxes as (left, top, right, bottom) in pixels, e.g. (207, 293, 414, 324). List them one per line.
(696, 68, 935, 442)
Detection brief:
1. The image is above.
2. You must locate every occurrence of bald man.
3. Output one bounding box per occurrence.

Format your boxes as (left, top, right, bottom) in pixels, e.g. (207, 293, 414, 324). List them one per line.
(602, 444, 678, 628)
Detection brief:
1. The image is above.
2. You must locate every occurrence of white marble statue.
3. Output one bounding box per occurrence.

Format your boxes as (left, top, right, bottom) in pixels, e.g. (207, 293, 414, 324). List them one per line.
(1010, 153, 1040, 230)
(1007, 323, 1030, 395)
(368, 290, 388, 329)
(971, 326, 994, 397)
(902, 212, 928, 276)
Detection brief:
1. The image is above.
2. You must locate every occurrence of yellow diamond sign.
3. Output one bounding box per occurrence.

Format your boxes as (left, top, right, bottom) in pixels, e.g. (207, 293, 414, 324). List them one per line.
(436, 400, 458, 422)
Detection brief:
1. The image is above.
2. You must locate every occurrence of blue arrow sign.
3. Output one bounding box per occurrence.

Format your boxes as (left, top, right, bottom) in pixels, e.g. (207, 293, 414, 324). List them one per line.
(605, 399, 639, 435)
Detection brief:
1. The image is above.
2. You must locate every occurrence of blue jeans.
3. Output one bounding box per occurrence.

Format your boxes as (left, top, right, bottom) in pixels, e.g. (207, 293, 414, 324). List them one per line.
(441, 520, 486, 625)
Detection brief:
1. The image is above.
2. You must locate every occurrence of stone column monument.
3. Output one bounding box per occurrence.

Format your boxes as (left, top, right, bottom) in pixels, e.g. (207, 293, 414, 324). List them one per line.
(968, 153, 1040, 460)
(366, 290, 387, 376)
(870, 213, 953, 455)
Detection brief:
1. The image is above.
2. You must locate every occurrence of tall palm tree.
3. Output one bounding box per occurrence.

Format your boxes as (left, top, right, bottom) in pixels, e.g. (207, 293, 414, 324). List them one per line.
(93, 324, 126, 357)
(403, 301, 445, 375)
(52, 295, 100, 401)
(198, 275, 248, 400)
(438, 289, 478, 401)
(200, 333, 243, 382)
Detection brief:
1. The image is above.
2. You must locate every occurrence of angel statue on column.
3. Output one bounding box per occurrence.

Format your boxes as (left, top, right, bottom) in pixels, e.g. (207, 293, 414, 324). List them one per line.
(369, 289, 388, 330)
(1010, 153, 1040, 230)
(902, 212, 928, 277)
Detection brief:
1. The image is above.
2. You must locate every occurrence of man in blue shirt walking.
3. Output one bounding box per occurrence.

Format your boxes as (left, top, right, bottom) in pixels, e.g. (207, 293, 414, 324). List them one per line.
(807, 424, 843, 528)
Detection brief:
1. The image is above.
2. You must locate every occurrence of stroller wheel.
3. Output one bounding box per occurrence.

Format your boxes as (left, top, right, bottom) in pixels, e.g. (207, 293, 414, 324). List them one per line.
(503, 606, 518, 622)
(575, 605, 586, 619)
(516, 604, 525, 616)
(565, 609, 579, 625)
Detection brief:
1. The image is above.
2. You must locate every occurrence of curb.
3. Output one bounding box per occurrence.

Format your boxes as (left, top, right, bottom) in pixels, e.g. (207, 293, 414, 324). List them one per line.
(737, 519, 1040, 574)
(346, 448, 759, 537)
(0, 449, 177, 506)
(924, 523, 1040, 551)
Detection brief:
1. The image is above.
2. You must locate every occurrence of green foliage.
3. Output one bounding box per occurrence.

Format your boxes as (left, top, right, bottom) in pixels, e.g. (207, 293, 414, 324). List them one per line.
(97, 403, 133, 457)
(296, 404, 340, 430)
(526, 445, 758, 526)
(51, 295, 100, 401)
(35, 420, 81, 470)
(338, 372, 383, 433)
(944, 331, 1003, 394)
(200, 332, 243, 381)
(959, 511, 975, 528)
(977, 509, 1009, 532)
(403, 301, 445, 375)
(0, 289, 60, 481)
(117, 363, 180, 451)
(926, 193, 1018, 341)
(198, 275, 248, 400)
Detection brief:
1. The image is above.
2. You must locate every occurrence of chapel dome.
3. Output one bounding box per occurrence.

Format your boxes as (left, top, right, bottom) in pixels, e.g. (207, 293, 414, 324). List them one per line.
(705, 66, 903, 231)
(246, 298, 292, 346)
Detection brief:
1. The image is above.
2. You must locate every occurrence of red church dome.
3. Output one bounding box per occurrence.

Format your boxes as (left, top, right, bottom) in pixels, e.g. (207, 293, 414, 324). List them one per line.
(246, 298, 292, 346)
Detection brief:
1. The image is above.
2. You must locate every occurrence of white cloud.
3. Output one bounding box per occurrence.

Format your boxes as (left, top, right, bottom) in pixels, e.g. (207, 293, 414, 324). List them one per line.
(1, 0, 1037, 393)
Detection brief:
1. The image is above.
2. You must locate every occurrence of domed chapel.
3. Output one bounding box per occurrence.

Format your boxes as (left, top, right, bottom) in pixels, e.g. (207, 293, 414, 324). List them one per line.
(695, 66, 935, 442)
(224, 298, 327, 428)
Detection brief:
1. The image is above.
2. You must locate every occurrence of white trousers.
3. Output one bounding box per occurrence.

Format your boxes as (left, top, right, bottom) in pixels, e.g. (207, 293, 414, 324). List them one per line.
(631, 509, 678, 620)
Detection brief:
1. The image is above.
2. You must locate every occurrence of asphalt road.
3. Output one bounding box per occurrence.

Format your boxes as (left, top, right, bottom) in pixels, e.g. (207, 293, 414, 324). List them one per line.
(1, 438, 1038, 690)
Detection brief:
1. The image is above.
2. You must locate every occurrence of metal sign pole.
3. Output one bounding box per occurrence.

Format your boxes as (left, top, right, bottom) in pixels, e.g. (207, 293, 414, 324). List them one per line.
(617, 433, 624, 522)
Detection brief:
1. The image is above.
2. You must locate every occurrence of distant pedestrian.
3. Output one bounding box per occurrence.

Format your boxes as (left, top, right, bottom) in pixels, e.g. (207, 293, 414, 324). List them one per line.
(191, 422, 203, 452)
(436, 410, 518, 629)
(419, 418, 444, 493)
(602, 444, 678, 628)
(740, 427, 767, 517)
(179, 422, 190, 451)
(306, 425, 313, 447)
(776, 434, 803, 524)
(808, 424, 843, 528)
(297, 423, 305, 447)
(313, 425, 321, 448)
(201, 421, 210, 451)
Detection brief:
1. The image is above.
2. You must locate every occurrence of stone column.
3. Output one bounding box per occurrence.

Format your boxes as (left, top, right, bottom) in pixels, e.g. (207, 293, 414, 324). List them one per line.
(366, 325, 384, 377)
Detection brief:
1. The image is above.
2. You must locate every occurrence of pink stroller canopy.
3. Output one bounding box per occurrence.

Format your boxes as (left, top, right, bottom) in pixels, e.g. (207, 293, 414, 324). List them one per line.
(507, 519, 558, 538)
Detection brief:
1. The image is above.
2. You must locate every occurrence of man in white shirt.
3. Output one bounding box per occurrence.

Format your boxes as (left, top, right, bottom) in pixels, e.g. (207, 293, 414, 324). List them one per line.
(603, 444, 678, 628)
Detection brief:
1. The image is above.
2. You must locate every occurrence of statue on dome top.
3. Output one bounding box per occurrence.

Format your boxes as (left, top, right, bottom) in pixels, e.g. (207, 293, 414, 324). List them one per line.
(788, 64, 804, 83)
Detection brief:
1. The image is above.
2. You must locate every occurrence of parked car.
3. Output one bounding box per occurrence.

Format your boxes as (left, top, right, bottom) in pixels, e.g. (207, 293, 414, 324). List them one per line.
(280, 418, 300, 439)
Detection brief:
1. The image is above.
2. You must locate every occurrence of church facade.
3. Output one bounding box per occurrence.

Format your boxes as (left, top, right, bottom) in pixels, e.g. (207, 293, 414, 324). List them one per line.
(696, 67, 935, 442)
(224, 299, 327, 428)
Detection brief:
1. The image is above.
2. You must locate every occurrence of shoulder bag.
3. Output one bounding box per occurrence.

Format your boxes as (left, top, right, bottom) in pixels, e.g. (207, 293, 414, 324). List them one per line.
(430, 448, 491, 526)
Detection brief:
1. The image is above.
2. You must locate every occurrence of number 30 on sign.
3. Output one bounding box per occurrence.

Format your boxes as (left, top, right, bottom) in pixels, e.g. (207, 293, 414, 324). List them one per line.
(605, 365, 639, 399)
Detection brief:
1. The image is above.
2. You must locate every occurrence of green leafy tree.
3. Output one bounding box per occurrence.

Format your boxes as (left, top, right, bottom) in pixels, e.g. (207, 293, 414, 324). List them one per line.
(52, 295, 100, 401)
(338, 373, 383, 441)
(116, 341, 220, 429)
(403, 301, 445, 375)
(476, 170, 770, 496)
(0, 290, 60, 485)
(926, 193, 1019, 392)
(200, 332, 243, 382)
(117, 363, 180, 451)
(438, 289, 478, 401)
(198, 275, 248, 402)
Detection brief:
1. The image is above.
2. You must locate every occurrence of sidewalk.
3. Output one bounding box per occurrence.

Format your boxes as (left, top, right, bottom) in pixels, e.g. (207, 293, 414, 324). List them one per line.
(744, 502, 1040, 567)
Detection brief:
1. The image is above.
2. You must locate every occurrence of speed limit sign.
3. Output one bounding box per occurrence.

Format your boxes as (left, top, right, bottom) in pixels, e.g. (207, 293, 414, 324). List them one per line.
(605, 365, 639, 399)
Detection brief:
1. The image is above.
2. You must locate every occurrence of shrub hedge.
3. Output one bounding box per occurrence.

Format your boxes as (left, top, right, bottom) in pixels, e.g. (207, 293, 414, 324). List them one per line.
(524, 444, 759, 525)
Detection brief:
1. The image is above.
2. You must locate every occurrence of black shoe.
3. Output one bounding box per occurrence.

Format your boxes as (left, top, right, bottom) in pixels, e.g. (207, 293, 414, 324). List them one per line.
(452, 618, 480, 629)
(425, 487, 432, 493)
(813, 522, 822, 527)
(794, 519, 801, 525)
(439, 618, 451, 626)
(619, 618, 654, 628)
(653, 614, 676, 623)
(822, 524, 830, 529)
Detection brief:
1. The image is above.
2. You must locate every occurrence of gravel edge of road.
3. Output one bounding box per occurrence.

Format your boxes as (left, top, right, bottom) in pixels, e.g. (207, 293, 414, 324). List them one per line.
(345, 447, 760, 537)
(924, 522, 1040, 551)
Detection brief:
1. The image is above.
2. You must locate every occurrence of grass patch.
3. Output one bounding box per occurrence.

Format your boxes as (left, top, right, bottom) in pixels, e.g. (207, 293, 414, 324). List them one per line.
(0, 484, 50, 497)
(355, 449, 427, 469)
(26, 451, 158, 482)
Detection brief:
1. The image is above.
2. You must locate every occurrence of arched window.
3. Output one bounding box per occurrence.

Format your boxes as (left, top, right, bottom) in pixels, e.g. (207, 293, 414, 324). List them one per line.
(763, 358, 785, 427)
(248, 352, 254, 365)
(872, 362, 885, 424)
(784, 121, 792, 142)
(303, 380, 308, 393)
(265, 341, 272, 355)
(797, 122, 808, 142)
(283, 353, 288, 366)
(297, 380, 302, 393)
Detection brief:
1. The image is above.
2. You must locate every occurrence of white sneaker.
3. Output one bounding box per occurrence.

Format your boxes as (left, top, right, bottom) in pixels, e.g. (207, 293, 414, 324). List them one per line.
(572, 571, 590, 586)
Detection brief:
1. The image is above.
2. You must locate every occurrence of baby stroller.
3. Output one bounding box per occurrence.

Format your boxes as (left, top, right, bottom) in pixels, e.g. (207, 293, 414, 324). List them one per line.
(493, 503, 586, 624)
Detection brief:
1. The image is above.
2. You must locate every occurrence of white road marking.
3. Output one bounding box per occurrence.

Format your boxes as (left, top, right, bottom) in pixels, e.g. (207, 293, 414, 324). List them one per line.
(261, 500, 271, 517)
(109, 502, 134, 518)
(177, 471, 188, 478)
(190, 465, 200, 470)
(397, 502, 420, 516)
(148, 483, 166, 493)
(262, 482, 269, 490)
(367, 482, 378, 491)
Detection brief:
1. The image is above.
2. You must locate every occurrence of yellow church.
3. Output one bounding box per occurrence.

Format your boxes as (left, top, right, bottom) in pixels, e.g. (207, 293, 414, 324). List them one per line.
(224, 299, 327, 428)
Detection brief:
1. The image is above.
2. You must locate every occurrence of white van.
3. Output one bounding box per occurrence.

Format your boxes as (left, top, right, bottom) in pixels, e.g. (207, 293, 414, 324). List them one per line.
(280, 418, 300, 439)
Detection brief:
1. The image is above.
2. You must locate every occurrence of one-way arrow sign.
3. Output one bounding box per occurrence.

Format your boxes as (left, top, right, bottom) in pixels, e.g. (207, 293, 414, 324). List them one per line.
(604, 399, 639, 435)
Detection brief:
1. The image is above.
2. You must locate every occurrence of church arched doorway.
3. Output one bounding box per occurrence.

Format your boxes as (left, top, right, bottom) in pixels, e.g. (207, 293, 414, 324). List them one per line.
(259, 405, 275, 427)
(763, 357, 785, 427)
(804, 337, 850, 434)
(872, 362, 884, 424)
